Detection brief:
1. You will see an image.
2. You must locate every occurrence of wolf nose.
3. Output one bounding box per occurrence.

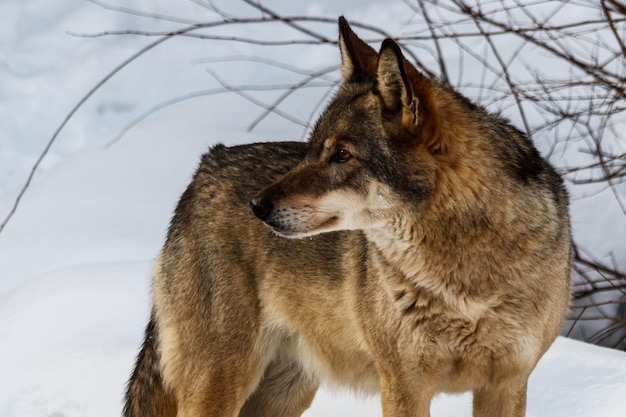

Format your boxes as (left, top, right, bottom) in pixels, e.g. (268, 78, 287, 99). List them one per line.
(249, 197, 273, 221)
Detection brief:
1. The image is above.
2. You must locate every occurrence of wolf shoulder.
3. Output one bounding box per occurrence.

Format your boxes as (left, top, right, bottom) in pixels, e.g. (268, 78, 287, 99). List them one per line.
(476, 105, 568, 206)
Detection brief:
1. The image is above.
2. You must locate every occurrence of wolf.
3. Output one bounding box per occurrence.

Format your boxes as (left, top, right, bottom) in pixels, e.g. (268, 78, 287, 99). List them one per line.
(124, 17, 571, 417)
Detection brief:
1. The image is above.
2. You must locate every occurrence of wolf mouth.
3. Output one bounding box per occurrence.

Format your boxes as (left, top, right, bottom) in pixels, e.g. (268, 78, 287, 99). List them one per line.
(266, 215, 339, 238)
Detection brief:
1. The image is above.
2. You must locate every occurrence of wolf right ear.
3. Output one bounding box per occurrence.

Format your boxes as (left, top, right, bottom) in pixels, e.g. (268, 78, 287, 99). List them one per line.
(377, 39, 419, 128)
(338, 17, 378, 81)
(377, 39, 445, 152)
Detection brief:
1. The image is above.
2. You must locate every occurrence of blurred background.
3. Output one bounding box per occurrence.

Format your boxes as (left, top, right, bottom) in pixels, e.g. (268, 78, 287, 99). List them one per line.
(0, 1, 625, 416)
(1, 0, 624, 349)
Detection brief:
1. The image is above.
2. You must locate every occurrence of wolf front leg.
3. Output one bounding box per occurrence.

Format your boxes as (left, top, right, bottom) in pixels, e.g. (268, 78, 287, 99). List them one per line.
(166, 350, 269, 417)
(379, 371, 435, 417)
(174, 376, 249, 417)
(472, 375, 529, 417)
(154, 275, 271, 417)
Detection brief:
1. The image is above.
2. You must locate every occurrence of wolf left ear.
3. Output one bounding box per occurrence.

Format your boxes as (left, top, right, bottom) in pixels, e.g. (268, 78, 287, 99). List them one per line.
(338, 17, 378, 81)
(377, 39, 420, 129)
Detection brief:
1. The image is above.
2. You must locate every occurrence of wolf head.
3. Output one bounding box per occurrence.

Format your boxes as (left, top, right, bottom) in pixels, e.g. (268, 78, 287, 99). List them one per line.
(250, 17, 456, 238)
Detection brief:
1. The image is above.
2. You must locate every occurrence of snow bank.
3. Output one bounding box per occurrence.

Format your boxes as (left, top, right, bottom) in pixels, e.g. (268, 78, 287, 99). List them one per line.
(0, 142, 625, 414)
(1, 96, 625, 417)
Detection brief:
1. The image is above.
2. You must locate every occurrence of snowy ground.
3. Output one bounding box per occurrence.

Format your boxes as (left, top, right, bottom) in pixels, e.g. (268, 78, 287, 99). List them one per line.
(1, 1, 625, 416)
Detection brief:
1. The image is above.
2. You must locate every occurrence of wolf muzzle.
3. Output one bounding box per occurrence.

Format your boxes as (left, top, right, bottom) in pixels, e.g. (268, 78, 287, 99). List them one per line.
(249, 196, 306, 238)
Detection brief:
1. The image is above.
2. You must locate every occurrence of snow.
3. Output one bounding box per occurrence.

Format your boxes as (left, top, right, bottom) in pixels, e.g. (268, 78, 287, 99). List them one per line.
(1, 1, 625, 416)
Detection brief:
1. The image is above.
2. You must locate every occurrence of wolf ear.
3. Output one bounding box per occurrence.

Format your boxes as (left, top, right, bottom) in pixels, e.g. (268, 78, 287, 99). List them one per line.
(377, 39, 419, 129)
(338, 16, 378, 81)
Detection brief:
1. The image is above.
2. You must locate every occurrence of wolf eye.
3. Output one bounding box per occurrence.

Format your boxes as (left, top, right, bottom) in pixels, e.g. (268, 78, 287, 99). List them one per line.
(331, 149, 352, 163)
